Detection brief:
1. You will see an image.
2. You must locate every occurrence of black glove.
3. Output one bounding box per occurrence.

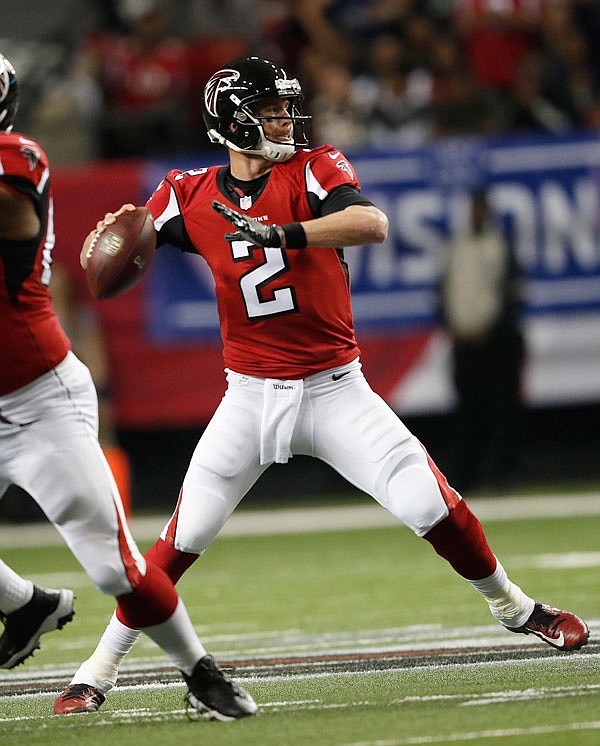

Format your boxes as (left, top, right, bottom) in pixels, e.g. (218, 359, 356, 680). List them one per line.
(212, 200, 283, 247)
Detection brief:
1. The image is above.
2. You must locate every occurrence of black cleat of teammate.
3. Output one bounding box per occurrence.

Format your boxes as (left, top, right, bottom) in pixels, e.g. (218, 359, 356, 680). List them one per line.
(0, 585, 75, 668)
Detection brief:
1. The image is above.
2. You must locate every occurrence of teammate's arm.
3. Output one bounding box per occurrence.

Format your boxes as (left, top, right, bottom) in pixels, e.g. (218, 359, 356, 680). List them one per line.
(0, 182, 40, 240)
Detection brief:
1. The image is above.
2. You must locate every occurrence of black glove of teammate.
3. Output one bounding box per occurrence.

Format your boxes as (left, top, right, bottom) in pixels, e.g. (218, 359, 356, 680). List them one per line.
(212, 200, 284, 247)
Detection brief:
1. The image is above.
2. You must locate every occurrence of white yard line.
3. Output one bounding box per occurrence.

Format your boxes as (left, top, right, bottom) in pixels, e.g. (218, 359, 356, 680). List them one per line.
(1, 492, 600, 549)
(1, 680, 599, 722)
(346, 721, 600, 746)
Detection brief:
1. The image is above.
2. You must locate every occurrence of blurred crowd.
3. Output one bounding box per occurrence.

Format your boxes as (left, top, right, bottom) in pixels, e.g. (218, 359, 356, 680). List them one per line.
(2, 0, 600, 164)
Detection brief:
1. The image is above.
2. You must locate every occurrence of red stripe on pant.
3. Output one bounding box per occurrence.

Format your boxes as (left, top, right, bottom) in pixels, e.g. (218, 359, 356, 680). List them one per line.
(421, 442, 461, 511)
(424, 500, 497, 580)
(116, 561, 180, 628)
(421, 443, 497, 580)
(145, 537, 199, 584)
(113, 499, 181, 628)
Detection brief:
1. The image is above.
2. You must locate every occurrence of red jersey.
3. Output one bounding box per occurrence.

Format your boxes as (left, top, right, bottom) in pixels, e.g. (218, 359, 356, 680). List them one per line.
(147, 145, 362, 379)
(0, 131, 70, 394)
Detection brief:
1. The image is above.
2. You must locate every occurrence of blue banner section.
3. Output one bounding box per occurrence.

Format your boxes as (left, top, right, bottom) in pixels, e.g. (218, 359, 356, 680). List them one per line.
(144, 131, 600, 342)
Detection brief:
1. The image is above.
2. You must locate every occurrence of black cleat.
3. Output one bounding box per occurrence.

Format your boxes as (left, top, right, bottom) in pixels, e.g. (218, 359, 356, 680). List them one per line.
(183, 654, 258, 721)
(0, 586, 75, 669)
(506, 602, 590, 651)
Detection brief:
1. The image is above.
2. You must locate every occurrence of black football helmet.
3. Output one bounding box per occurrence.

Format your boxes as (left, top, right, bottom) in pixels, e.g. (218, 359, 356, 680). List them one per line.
(203, 57, 310, 162)
(0, 54, 18, 133)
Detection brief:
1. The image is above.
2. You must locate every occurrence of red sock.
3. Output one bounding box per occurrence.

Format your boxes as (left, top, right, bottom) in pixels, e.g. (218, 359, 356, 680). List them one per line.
(423, 499, 497, 580)
(144, 537, 199, 584)
(116, 560, 179, 628)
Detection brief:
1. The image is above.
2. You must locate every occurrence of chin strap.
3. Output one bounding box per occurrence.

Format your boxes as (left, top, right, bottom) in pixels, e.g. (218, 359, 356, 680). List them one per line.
(208, 128, 295, 162)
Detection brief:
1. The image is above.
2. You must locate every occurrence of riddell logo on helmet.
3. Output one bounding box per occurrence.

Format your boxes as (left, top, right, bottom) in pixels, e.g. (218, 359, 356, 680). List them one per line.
(204, 69, 240, 117)
(275, 77, 301, 95)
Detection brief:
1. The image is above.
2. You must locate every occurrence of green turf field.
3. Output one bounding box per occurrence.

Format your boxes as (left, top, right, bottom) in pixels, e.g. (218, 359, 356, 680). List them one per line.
(0, 496, 599, 745)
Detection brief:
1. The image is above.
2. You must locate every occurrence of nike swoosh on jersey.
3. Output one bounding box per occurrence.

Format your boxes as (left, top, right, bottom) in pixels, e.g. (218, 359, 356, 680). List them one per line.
(328, 151, 340, 159)
(331, 370, 351, 381)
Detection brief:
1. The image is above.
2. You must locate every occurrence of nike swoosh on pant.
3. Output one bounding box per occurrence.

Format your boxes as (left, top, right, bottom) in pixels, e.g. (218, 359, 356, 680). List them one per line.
(331, 371, 351, 381)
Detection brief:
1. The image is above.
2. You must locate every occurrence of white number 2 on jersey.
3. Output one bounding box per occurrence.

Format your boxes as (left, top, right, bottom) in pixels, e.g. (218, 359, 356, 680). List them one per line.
(230, 239, 297, 319)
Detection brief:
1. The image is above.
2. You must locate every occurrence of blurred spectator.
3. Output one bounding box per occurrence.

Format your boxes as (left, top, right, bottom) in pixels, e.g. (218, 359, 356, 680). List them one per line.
(418, 0, 453, 26)
(584, 96, 600, 132)
(185, 0, 258, 38)
(15, 0, 600, 162)
(35, 0, 194, 160)
(352, 33, 433, 146)
(89, 0, 193, 158)
(1, 0, 101, 47)
(402, 12, 439, 73)
(572, 0, 600, 88)
(305, 57, 369, 150)
(294, 0, 355, 67)
(503, 52, 572, 133)
(538, 2, 597, 127)
(295, 0, 410, 71)
(429, 33, 468, 101)
(88, 0, 130, 33)
(439, 188, 526, 494)
(431, 75, 499, 138)
(428, 33, 499, 137)
(451, 0, 542, 93)
(255, 0, 310, 71)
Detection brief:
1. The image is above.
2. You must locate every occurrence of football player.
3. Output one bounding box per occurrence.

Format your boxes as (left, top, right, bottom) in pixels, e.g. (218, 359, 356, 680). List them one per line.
(0, 53, 256, 721)
(55, 56, 589, 713)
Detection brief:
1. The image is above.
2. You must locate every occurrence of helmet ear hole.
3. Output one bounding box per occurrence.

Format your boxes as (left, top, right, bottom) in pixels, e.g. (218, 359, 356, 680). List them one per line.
(223, 119, 260, 150)
(238, 124, 260, 150)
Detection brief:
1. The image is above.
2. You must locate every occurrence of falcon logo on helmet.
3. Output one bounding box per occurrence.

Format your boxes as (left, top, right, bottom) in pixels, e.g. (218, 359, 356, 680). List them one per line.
(204, 69, 240, 118)
(0, 53, 18, 133)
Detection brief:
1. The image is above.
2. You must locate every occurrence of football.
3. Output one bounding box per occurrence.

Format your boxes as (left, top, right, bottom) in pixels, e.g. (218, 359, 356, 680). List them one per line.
(85, 207, 156, 299)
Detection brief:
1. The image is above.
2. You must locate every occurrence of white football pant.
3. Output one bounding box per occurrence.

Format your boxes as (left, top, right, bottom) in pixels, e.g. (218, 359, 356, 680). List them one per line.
(162, 358, 459, 554)
(0, 352, 144, 595)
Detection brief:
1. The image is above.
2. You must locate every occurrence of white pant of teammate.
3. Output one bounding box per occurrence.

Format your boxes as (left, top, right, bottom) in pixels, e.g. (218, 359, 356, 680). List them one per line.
(163, 358, 455, 554)
(0, 352, 144, 595)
